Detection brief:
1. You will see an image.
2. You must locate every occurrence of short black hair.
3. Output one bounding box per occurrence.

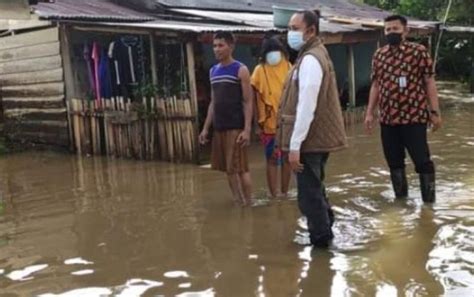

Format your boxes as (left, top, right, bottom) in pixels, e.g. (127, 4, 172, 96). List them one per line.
(259, 37, 288, 63)
(384, 15, 408, 26)
(295, 10, 320, 34)
(213, 31, 235, 45)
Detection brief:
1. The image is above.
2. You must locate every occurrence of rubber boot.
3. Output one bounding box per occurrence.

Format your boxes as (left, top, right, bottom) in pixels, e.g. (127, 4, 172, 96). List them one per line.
(390, 168, 408, 198)
(419, 173, 436, 203)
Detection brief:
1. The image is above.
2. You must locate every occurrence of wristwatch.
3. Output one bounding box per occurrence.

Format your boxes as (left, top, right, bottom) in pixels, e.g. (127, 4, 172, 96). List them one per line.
(430, 110, 440, 116)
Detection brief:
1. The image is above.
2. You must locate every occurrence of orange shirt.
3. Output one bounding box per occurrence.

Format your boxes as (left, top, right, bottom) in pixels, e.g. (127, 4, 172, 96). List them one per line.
(251, 59, 291, 134)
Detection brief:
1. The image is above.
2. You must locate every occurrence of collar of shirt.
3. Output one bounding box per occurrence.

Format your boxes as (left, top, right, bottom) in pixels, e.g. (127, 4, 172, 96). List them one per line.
(389, 40, 409, 53)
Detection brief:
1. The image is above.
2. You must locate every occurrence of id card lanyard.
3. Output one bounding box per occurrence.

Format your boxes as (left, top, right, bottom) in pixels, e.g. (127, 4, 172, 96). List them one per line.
(399, 62, 408, 89)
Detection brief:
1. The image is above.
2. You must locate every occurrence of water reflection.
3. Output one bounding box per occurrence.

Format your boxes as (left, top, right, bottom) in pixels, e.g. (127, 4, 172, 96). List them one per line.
(0, 85, 472, 296)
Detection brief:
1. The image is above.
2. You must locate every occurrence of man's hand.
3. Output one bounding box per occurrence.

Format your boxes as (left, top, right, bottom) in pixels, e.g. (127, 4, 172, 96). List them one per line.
(237, 130, 251, 147)
(364, 113, 375, 135)
(199, 129, 209, 145)
(289, 150, 303, 173)
(430, 114, 442, 132)
(255, 125, 262, 137)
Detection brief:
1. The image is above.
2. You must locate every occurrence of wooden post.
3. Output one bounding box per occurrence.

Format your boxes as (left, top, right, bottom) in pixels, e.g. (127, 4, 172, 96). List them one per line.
(71, 99, 81, 154)
(90, 102, 97, 155)
(150, 33, 158, 86)
(149, 34, 157, 160)
(427, 35, 433, 53)
(59, 24, 76, 152)
(186, 41, 200, 164)
(157, 98, 167, 160)
(143, 96, 150, 159)
(347, 44, 356, 108)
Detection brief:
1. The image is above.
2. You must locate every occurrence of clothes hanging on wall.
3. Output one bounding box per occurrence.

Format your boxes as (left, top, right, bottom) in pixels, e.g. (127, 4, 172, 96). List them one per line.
(99, 47, 113, 100)
(83, 43, 96, 98)
(108, 36, 142, 99)
(91, 42, 101, 102)
(80, 35, 151, 102)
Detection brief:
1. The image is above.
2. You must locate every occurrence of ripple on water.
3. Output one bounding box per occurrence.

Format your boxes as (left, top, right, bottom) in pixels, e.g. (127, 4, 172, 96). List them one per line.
(6, 264, 48, 281)
(427, 223, 474, 295)
(37, 278, 165, 296)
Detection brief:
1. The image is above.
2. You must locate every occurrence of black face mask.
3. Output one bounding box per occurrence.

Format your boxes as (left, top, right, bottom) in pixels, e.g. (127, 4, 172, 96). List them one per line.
(386, 33, 402, 45)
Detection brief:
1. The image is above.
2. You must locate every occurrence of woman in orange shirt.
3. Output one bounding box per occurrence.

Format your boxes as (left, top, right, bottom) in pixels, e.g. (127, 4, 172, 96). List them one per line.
(251, 37, 292, 198)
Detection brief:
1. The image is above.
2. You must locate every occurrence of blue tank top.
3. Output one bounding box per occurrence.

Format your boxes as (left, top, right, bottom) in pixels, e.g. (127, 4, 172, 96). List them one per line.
(210, 61, 244, 131)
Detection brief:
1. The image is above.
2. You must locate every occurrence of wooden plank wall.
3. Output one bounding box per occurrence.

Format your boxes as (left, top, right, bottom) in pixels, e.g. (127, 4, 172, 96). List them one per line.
(0, 27, 68, 147)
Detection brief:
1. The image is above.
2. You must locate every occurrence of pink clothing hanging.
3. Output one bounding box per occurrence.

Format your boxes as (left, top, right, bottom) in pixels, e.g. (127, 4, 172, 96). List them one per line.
(91, 42, 101, 104)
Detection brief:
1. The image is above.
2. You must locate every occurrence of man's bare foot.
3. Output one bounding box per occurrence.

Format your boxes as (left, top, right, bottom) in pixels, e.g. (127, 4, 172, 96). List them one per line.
(239, 195, 254, 207)
(231, 196, 242, 206)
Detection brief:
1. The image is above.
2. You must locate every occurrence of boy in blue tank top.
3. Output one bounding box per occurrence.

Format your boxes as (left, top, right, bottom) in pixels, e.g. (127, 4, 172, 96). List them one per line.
(199, 31, 253, 206)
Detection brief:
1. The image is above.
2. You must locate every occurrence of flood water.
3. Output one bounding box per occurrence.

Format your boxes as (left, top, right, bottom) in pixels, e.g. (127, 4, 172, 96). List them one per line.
(0, 83, 473, 296)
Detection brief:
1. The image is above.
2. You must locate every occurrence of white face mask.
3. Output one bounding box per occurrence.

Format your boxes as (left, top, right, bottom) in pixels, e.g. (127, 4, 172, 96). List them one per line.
(287, 30, 305, 51)
(266, 51, 282, 66)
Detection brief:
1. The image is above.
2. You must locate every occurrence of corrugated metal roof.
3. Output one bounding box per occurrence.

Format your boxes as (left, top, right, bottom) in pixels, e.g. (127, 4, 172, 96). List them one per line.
(33, 0, 155, 22)
(171, 9, 372, 33)
(96, 20, 283, 33)
(328, 16, 438, 30)
(159, 0, 437, 30)
(92, 18, 373, 35)
(172, 9, 275, 28)
(157, 0, 390, 16)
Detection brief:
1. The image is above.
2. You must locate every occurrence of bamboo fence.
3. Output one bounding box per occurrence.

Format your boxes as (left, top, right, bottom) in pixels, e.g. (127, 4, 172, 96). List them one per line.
(70, 96, 196, 162)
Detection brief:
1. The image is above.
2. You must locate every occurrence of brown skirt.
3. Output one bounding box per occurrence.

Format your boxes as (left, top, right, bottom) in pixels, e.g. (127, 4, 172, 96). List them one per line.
(211, 129, 249, 174)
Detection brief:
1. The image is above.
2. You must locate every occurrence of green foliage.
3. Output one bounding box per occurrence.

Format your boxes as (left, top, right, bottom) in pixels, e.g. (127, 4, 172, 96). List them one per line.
(133, 81, 159, 99)
(362, 0, 399, 10)
(361, 0, 473, 25)
(0, 143, 6, 154)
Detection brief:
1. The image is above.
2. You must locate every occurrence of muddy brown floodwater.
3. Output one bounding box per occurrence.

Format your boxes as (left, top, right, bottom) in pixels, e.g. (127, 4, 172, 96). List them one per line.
(0, 83, 473, 296)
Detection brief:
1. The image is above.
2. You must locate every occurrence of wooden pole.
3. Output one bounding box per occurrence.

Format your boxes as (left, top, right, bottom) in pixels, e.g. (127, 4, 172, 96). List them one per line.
(186, 41, 200, 163)
(71, 99, 82, 154)
(136, 120, 141, 159)
(165, 98, 174, 161)
(184, 99, 194, 161)
(79, 100, 88, 154)
(157, 98, 167, 160)
(347, 44, 356, 108)
(172, 96, 182, 161)
(59, 25, 76, 152)
(143, 96, 150, 159)
(95, 101, 101, 155)
(150, 96, 155, 159)
(178, 98, 186, 160)
(118, 98, 123, 157)
(90, 99, 97, 155)
(104, 110, 111, 156)
(150, 33, 159, 86)
(170, 97, 177, 160)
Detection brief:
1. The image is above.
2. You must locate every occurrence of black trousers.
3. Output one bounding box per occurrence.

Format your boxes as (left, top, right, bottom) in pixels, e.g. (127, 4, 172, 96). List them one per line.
(296, 153, 334, 244)
(381, 124, 435, 174)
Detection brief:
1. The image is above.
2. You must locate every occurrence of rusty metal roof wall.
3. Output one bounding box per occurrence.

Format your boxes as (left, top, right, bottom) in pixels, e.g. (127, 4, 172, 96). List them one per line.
(33, 0, 155, 21)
